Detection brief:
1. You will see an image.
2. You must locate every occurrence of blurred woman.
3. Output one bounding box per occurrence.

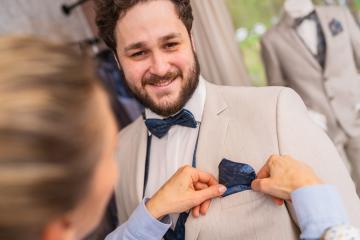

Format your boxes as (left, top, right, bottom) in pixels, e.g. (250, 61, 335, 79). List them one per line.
(0, 36, 119, 239)
(0, 36, 224, 240)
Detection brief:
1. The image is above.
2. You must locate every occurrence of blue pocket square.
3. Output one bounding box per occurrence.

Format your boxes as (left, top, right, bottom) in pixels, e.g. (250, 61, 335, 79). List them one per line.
(218, 159, 256, 197)
(329, 18, 343, 36)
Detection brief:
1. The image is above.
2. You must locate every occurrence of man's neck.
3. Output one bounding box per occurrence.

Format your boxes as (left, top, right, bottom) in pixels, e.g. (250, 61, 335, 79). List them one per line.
(284, 0, 315, 19)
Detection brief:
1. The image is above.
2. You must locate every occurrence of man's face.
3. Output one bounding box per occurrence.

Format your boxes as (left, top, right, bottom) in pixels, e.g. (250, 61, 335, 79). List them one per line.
(115, 0, 199, 116)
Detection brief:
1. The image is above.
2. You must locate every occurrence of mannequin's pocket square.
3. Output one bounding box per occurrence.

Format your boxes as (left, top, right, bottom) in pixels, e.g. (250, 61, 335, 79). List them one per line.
(329, 18, 343, 36)
(218, 159, 256, 197)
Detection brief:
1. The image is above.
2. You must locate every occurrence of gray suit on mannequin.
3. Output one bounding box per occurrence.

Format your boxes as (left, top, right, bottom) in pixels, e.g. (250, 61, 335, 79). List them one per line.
(261, 4, 360, 194)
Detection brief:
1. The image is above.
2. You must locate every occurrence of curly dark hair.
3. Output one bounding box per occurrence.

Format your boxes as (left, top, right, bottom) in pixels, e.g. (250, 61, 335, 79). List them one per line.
(95, 0, 193, 52)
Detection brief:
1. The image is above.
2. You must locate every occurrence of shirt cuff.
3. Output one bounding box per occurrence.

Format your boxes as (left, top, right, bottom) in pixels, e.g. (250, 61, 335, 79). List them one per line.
(291, 184, 348, 239)
(126, 198, 171, 239)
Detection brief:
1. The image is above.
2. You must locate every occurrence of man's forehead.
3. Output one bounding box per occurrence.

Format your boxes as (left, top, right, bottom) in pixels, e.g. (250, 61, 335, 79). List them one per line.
(115, 1, 187, 49)
(116, 0, 179, 26)
(116, 24, 185, 49)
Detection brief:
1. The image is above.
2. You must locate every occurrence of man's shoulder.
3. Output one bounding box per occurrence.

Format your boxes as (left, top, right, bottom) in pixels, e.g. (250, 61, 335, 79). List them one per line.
(207, 84, 302, 117)
(209, 83, 288, 102)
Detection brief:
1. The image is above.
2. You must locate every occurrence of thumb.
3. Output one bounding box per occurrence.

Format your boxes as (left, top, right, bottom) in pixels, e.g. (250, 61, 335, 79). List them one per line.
(251, 178, 274, 195)
(194, 184, 227, 203)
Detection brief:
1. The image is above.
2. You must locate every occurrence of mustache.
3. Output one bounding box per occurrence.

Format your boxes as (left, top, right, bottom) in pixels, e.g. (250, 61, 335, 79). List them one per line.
(142, 69, 182, 86)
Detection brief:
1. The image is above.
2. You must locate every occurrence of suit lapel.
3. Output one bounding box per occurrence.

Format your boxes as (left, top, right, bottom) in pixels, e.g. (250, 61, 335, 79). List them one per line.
(117, 117, 148, 220)
(185, 81, 229, 240)
(197, 82, 229, 175)
(316, 7, 332, 77)
(128, 119, 148, 208)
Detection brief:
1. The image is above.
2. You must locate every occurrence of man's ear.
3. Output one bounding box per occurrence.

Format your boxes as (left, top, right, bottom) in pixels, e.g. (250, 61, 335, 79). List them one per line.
(42, 215, 75, 240)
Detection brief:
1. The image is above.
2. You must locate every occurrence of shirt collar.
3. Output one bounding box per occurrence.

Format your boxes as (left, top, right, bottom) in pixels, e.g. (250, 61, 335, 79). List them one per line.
(145, 75, 206, 122)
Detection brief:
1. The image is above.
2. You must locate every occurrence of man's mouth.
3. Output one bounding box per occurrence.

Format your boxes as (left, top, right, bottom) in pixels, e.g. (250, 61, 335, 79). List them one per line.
(150, 77, 176, 87)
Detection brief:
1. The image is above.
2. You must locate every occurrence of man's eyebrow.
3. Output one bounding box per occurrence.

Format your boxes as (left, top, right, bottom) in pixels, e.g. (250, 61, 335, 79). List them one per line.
(124, 42, 146, 52)
(160, 33, 182, 42)
(124, 33, 182, 52)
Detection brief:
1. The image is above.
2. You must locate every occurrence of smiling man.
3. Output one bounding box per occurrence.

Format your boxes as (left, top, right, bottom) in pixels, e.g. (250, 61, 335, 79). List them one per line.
(112, 0, 200, 117)
(95, 0, 360, 239)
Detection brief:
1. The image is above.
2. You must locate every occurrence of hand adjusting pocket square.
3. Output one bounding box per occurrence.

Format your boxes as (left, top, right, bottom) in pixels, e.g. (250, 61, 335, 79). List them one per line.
(218, 159, 256, 197)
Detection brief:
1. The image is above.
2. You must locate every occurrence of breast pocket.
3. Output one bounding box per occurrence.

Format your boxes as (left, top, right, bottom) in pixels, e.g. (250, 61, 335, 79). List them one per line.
(195, 190, 297, 240)
(220, 190, 265, 209)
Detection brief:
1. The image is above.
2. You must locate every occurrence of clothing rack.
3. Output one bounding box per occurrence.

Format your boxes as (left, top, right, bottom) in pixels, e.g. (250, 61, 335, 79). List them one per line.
(61, 0, 90, 16)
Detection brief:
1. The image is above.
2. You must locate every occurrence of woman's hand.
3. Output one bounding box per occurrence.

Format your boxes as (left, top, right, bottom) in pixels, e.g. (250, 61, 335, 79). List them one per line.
(251, 155, 323, 205)
(146, 166, 227, 219)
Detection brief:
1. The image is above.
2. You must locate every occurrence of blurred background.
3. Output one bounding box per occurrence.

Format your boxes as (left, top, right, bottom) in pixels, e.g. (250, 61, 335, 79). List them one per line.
(225, 0, 360, 86)
(1, 0, 359, 88)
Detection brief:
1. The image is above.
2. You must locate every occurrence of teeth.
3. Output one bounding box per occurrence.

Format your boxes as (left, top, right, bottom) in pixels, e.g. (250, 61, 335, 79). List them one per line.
(153, 79, 173, 87)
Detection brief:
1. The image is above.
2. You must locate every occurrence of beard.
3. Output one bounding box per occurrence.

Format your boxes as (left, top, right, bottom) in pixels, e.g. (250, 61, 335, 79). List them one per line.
(122, 51, 201, 117)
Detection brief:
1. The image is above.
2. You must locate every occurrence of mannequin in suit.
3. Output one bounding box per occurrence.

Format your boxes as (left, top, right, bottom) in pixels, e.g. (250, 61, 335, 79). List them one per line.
(261, 0, 360, 195)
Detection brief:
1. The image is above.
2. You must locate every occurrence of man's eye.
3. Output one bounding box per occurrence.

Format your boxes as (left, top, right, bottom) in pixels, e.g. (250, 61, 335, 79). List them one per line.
(165, 42, 178, 49)
(131, 51, 146, 58)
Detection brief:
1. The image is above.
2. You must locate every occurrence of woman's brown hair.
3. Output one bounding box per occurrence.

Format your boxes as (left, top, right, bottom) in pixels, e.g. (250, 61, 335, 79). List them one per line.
(0, 36, 107, 239)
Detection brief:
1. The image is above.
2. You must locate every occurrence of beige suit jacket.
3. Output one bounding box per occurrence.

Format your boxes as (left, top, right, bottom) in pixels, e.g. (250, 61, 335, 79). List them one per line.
(115, 81, 360, 239)
(261, 6, 360, 141)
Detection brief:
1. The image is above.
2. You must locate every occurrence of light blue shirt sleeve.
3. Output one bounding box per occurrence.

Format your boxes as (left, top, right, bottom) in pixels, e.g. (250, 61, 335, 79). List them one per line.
(105, 198, 171, 240)
(291, 184, 348, 239)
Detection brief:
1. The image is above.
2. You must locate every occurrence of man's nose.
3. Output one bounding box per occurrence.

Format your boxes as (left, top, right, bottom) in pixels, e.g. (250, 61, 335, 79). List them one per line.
(149, 51, 171, 77)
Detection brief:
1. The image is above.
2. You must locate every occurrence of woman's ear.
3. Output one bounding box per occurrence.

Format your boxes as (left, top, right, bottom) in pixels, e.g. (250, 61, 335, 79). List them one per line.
(42, 215, 75, 240)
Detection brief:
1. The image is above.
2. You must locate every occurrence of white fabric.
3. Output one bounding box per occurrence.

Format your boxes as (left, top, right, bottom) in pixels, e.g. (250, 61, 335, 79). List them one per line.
(297, 19, 318, 55)
(144, 77, 206, 228)
(190, 0, 250, 86)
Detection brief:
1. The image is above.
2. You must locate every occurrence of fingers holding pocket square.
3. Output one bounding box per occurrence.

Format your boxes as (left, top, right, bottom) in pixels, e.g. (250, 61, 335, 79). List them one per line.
(251, 155, 323, 202)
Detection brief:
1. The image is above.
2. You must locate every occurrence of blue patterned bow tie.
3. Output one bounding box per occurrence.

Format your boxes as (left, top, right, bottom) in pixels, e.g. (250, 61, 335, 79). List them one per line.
(145, 109, 197, 138)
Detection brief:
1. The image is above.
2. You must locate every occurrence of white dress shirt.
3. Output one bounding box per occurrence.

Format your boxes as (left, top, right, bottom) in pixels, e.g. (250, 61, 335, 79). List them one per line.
(144, 77, 206, 228)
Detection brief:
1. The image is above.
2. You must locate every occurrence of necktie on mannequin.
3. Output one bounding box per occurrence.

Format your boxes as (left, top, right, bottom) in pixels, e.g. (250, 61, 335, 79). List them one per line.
(295, 11, 327, 68)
